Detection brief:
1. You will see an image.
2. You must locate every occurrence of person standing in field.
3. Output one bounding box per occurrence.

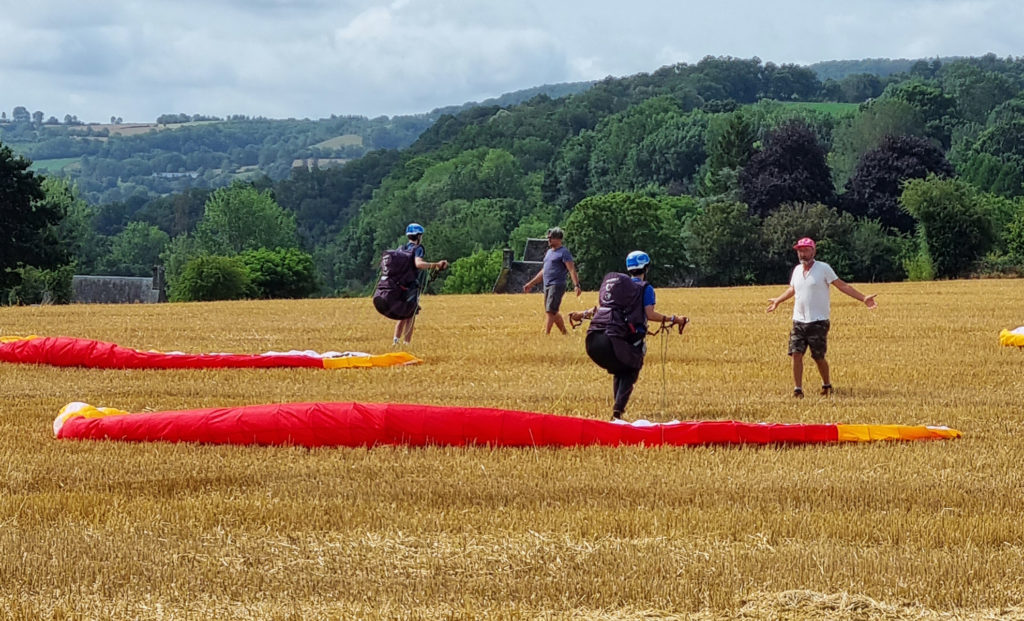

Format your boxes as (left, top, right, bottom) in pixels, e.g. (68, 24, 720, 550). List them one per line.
(522, 227, 582, 335)
(569, 251, 688, 421)
(766, 237, 877, 398)
(392, 223, 448, 345)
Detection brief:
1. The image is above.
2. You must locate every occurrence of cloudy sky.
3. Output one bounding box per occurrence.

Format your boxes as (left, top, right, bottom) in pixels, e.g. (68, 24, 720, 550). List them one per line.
(1, 0, 1021, 123)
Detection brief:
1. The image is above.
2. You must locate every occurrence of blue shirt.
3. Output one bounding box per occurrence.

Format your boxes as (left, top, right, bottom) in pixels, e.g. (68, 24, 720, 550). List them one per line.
(402, 242, 425, 259)
(632, 276, 656, 307)
(542, 246, 574, 287)
(403, 242, 427, 288)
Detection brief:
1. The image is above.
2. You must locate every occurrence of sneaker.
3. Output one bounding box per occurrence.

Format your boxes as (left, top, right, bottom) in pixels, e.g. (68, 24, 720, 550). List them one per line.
(793, 387, 804, 399)
(611, 411, 624, 421)
(820, 384, 833, 396)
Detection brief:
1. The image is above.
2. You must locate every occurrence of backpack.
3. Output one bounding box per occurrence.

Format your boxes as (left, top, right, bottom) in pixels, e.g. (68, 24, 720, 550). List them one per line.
(372, 247, 420, 320)
(588, 272, 650, 345)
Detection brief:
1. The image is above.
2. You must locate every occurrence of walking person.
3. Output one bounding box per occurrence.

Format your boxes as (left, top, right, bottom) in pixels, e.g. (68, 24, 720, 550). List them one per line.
(766, 237, 877, 398)
(523, 227, 581, 335)
(569, 251, 688, 421)
(384, 223, 448, 345)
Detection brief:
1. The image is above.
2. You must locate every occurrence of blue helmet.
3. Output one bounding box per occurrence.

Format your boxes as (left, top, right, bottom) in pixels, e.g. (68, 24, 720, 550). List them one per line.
(626, 250, 651, 270)
(406, 223, 425, 236)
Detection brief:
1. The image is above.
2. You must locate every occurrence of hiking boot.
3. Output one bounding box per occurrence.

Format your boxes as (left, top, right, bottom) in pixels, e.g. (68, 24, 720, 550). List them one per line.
(820, 384, 833, 397)
(793, 387, 804, 399)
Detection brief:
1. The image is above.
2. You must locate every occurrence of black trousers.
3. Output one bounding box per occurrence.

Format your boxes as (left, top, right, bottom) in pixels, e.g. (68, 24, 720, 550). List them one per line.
(585, 331, 642, 414)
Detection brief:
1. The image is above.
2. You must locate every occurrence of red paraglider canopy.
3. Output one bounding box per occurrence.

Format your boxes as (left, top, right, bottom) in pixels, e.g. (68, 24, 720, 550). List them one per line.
(54, 401, 961, 448)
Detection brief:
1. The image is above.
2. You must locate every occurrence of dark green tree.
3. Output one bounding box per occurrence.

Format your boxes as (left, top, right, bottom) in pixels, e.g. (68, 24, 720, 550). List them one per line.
(195, 182, 299, 255)
(683, 200, 765, 286)
(0, 142, 67, 289)
(884, 80, 958, 147)
(739, 120, 835, 216)
(960, 152, 1024, 198)
(843, 135, 954, 233)
(829, 99, 925, 186)
(940, 63, 1016, 124)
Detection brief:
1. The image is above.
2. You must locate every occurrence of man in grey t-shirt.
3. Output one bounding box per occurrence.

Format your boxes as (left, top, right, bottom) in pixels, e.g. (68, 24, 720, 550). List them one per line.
(523, 227, 582, 334)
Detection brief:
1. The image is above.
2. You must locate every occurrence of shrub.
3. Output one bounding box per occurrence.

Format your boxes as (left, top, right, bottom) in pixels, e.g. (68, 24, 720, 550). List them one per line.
(237, 247, 318, 299)
(443, 249, 503, 294)
(5, 265, 74, 305)
(171, 254, 251, 302)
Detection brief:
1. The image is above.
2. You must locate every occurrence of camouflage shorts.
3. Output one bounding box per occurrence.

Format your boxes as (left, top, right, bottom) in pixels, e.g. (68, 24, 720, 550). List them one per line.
(788, 320, 830, 360)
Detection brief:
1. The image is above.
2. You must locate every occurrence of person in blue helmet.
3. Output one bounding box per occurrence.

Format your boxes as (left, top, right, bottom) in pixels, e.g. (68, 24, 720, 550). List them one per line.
(393, 223, 448, 345)
(569, 251, 688, 421)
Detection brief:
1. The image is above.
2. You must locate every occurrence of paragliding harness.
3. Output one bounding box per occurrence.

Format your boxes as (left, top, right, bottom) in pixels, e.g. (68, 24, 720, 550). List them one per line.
(372, 247, 423, 320)
(569, 273, 687, 336)
(571, 273, 688, 413)
(575, 273, 652, 369)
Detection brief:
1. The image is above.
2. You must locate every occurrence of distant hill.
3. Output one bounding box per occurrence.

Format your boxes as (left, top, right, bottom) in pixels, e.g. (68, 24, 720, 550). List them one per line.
(1, 81, 597, 204)
(430, 81, 596, 116)
(808, 57, 962, 80)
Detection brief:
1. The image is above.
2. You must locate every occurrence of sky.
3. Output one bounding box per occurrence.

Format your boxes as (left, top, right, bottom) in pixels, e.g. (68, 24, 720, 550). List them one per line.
(1, 0, 1022, 124)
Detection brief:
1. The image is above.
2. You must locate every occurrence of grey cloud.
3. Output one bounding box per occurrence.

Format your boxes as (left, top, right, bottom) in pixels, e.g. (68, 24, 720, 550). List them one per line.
(3, 0, 1024, 122)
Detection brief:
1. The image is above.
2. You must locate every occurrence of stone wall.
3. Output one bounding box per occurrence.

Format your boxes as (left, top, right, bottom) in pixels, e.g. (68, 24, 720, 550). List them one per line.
(72, 267, 167, 304)
(492, 239, 546, 293)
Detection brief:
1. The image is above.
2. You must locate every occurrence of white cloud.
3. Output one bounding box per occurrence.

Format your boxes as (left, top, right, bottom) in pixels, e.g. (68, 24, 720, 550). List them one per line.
(1, 0, 1022, 122)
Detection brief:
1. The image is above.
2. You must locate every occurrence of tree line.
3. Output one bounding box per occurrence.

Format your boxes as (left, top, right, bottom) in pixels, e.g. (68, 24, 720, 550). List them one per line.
(3, 54, 1024, 304)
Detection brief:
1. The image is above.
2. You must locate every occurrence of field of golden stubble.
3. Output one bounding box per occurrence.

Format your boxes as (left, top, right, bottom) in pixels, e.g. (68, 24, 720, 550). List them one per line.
(1, 279, 1023, 620)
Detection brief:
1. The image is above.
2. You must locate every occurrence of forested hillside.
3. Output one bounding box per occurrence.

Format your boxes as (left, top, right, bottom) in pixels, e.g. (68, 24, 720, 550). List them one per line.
(4, 54, 1024, 304)
(0, 82, 594, 206)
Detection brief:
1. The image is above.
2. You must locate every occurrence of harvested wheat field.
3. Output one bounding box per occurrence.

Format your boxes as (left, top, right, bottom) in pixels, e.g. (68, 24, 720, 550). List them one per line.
(2, 279, 1023, 620)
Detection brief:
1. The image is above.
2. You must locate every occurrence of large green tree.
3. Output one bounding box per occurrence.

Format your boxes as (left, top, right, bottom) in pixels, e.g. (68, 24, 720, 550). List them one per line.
(102, 222, 171, 276)
(563, 192, 683, 288)
(900, 176, 994, 278)
(684, 200, 765, 286)
(195, 182, 299, 255)
(700, 110, 757, 197)
(884, 80, 958, 147)
(0, 142, 66, 289)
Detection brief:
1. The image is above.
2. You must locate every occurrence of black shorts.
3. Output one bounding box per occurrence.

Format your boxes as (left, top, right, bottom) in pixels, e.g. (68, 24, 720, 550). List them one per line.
(788, 320, 830, 360)
(544, 284, 566, 313)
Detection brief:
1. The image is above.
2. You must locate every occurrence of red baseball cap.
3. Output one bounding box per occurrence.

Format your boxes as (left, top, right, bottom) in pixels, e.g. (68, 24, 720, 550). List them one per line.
(793, 237, 816, 249)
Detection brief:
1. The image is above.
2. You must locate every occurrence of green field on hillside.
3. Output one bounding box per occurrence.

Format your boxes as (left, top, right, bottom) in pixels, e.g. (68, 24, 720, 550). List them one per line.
(779, 101, 860, 116)
(313, 134, 363, 149)
(29, 157, 81, 173)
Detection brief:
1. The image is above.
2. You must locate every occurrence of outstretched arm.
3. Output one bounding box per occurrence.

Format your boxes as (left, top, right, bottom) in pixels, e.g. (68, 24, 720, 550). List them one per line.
(831, 279, 877, 309)
(415, 257, 448, 270)
(645, 305, 687, 328)
(766, 286, 795, 313)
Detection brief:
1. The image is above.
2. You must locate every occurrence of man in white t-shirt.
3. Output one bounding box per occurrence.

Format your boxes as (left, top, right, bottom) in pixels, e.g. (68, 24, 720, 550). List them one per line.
(766, 237, 877, 398)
